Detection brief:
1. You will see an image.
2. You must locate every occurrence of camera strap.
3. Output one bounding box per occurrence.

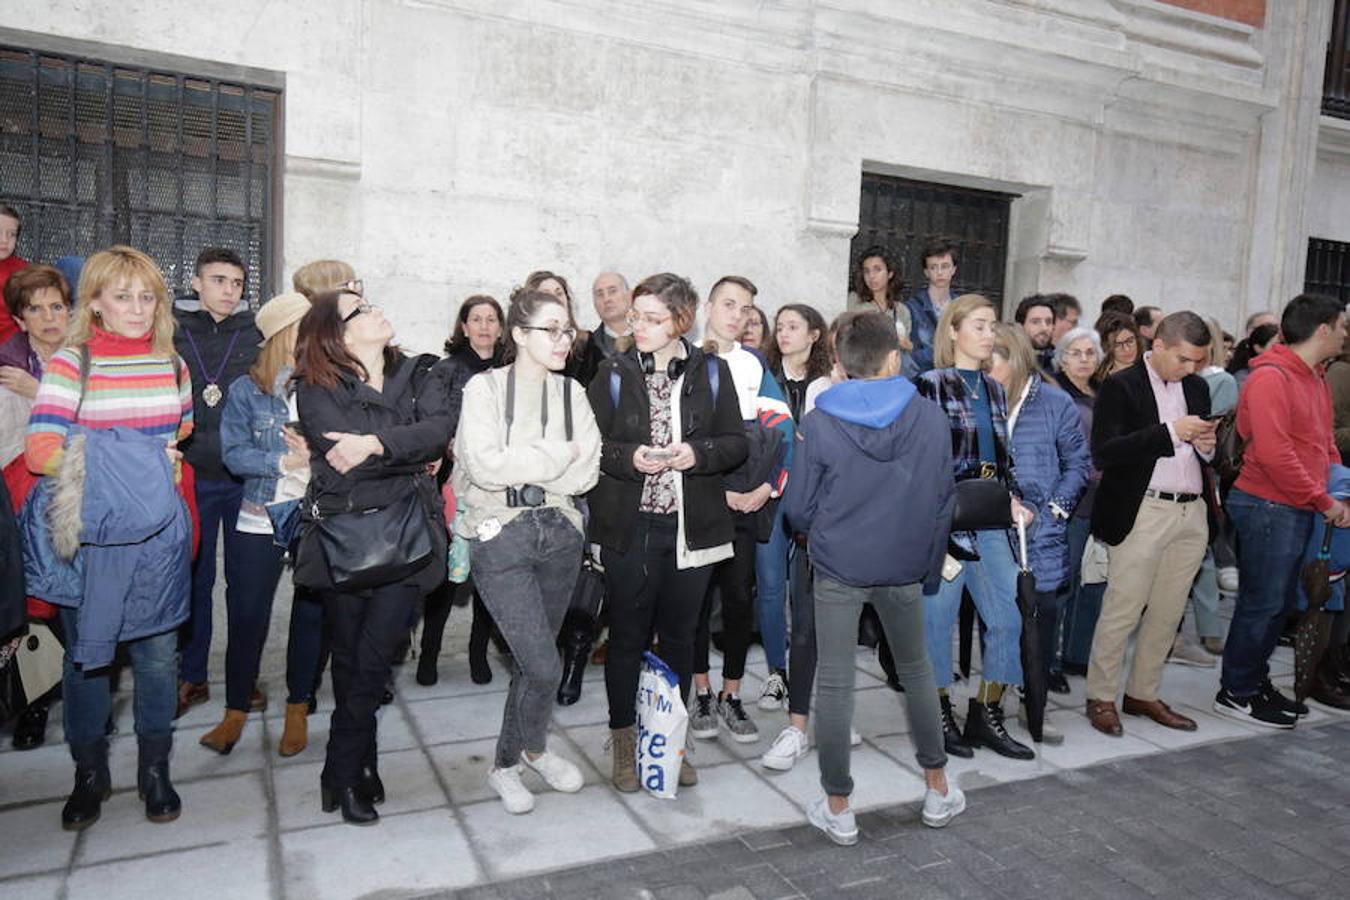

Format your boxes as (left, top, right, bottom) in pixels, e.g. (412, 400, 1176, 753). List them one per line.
(505, 365, 573, 445)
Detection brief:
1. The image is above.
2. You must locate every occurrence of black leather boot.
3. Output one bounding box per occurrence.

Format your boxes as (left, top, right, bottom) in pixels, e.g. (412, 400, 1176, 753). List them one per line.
(556, 610, 595, 707)
(358, 764, 385, 805)
(137, 736, 182, 823)
(940, 695, 974, 759)
(12, 698, 51, 750)
(963, 698, 1035, 760)
(62, 741, 111, 831)
(321, 784, 379, 825)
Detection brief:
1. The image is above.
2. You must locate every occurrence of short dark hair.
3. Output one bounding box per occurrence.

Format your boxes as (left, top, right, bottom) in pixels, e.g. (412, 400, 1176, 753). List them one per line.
(1133, 305, 1162, 329)
(4, 263, 70, 317)
(1049, 293, 1080, 318)
(1154, 310, 1211, 348)
(920, 238, 958, 269)
(834, 309, 898, 379)
(0, 204, 19, 234)
(1280, 293, 1345, 345)
(1014, 294, 1055, 324)
(1101, 294, 1134, 316)
(709, 275, 758, 300)
(194, 246, 246, 277)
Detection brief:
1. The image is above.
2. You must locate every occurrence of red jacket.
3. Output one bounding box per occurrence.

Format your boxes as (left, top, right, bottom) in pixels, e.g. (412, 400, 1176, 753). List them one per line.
(1235, 344, 1341, 512)
(0, 255, 28, 345)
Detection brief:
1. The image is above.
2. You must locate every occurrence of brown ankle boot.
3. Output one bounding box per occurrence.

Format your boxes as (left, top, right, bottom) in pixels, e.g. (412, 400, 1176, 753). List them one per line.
(610, 726, 638, 793)
(278, 702, 309, 758)
(199, 710, 248, 755)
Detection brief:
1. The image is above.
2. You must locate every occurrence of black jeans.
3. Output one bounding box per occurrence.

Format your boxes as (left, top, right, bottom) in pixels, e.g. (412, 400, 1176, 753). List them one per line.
(786, 542, 816, 716)
(321, 582, 419, 788)
(285, 583, 328, 705)
(602, 513, 714, 729)
(694, 520, 756, 682)
(225, 532, 283, 710)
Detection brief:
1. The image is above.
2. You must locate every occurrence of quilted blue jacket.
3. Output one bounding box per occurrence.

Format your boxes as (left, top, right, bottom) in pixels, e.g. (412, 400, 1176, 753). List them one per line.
(1007, 378, 1092, 591)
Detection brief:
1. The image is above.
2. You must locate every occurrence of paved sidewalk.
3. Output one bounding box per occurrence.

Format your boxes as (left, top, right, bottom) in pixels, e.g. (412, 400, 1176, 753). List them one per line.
(2, 580, 1347, 899)
(453, 719, 1350, 900)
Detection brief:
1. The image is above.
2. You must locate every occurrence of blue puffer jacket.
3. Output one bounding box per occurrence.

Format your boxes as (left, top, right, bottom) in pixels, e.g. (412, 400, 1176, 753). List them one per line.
(21, 427, 190, 667)
(1007, 378, 1092, 592)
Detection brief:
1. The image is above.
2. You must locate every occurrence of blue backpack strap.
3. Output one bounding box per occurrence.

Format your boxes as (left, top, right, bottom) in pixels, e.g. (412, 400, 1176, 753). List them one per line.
(707, 355, 720, 406)
(609, 368, 621, 411)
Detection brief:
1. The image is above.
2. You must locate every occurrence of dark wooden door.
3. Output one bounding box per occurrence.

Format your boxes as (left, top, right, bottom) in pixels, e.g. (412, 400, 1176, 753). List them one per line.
(852, 173, 1016, 314)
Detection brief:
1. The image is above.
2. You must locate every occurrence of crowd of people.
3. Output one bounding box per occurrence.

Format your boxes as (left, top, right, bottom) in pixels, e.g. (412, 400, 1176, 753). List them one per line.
(2, 203, 1349, 848)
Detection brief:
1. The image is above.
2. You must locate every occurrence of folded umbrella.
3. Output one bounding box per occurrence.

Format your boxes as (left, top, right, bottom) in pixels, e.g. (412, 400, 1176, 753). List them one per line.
(1294, 522, 1336, 701)
(1015, 518, 1045, 743)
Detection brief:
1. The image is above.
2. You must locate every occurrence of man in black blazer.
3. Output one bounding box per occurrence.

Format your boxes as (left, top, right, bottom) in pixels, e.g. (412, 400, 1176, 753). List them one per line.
(1085, 311, 1215, 737)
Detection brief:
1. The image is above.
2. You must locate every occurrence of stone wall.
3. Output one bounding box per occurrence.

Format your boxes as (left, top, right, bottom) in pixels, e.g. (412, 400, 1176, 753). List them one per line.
(0, 0, 1337, 349)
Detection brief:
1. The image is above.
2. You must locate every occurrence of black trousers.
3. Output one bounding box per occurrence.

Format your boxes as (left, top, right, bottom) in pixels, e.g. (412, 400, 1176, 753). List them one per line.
(602, 513, 714, 729)
(694, 520, 757, 682)
(321, 582, 419, 788)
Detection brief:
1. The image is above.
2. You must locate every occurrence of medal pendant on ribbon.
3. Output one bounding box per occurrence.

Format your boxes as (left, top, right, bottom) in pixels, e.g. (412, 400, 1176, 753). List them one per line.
(203, 383, 223, 408)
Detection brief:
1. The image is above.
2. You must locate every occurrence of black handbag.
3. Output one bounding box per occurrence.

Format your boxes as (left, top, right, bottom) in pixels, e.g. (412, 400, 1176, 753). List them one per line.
(568, 555, 606, 621)
(951, 478, 1013, 532)
(313, 483, 434, 590)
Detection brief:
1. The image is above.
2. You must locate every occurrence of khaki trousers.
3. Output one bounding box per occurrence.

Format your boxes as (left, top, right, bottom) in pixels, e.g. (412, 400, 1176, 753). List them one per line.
(1086, 497, 1209, 703)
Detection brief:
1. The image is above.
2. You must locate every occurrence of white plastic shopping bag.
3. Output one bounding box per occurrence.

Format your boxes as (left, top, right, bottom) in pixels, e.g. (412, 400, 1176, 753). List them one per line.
(1081, 534, 1109, 585)
(635, 651, 689, 799)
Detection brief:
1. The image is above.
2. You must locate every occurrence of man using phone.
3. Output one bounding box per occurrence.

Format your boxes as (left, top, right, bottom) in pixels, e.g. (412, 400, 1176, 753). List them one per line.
(1085, 311, 1216, 737)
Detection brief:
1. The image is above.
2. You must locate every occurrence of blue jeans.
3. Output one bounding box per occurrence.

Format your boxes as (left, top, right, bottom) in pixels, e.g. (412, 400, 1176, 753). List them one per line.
(180, 478, 244, 684)
(1058, 516, 1104, 669)
(61, 607, 177, 751)
(1220, 488, 1315, 698)
(224, 531, 284, 710)
(287, 584, 329, 705)
(755, 506, 790, 672)
(924, 529, 1023, 688)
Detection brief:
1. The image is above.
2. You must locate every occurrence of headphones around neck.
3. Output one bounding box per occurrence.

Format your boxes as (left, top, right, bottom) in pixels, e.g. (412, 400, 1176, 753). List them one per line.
(640, 352, 689, 380)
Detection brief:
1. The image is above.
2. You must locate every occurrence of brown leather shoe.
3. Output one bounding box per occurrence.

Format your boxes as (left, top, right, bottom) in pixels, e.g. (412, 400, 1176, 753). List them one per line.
(1122, 695, 1197, 731)
(175, 682, 209, 719)
(1086, 699, 1123, 736)
(249, 687, 268, 713)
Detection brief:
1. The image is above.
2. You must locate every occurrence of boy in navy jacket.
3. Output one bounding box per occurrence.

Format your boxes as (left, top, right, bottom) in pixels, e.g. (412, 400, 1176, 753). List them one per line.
(782, 310, 964, 845)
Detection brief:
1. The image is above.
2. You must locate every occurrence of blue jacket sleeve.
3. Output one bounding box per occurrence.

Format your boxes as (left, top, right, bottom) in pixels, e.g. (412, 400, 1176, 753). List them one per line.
(219, 379, 284, 480)
(1049, 393, 1091, 513)
(757, 366, 795, 493)
(781, 420, 820, 535)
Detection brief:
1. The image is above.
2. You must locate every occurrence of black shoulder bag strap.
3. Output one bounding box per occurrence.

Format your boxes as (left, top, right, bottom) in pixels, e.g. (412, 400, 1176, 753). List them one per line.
(504, 365, 567, 446)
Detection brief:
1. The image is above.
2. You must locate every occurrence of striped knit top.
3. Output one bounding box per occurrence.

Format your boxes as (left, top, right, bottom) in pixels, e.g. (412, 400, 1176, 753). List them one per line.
(25, 326, 194, 476)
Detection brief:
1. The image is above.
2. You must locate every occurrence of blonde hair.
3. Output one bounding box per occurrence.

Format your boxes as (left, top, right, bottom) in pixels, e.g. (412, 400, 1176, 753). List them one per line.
(991, 322, 1045, 413)
(292, 259, 356, 300)
(68, 246, 175, 356)
(1206, 317, 1226, 368)
(933, 293, 996, 369)
(249, 321, 299, 394)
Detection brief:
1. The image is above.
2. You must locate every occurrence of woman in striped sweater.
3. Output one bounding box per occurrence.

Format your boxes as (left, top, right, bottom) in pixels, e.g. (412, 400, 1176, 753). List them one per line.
(26, 246, 194, 832)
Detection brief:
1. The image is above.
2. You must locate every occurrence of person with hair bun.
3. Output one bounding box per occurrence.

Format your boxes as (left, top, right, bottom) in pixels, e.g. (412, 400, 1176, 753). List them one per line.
(586, 273, 747, 793)
(452, 288, 600, 813)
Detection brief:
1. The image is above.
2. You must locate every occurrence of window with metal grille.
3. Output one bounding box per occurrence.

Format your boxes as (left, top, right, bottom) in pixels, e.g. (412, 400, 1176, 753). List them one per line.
(1306, 237, 1350, 305)
(1325, 0, 1350, 119)
(0, 44, 281, 306)
(852, 173, 1016, 314)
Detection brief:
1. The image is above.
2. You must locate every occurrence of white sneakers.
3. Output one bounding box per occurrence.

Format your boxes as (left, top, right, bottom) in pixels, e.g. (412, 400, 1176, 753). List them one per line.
(807, 796, 858, 846)
(921, 784, 967, 828)
(488, 751, 584, 814)
(761, 725, 809, 771)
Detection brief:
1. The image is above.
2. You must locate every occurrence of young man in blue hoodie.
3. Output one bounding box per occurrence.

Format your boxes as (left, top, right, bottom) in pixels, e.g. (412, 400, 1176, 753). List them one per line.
(783, 309, 965, 845)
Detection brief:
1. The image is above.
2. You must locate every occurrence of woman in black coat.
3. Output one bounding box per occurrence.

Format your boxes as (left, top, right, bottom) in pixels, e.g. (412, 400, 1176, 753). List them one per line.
(586, 273, 747, 793)
(292, 288, 451, 825)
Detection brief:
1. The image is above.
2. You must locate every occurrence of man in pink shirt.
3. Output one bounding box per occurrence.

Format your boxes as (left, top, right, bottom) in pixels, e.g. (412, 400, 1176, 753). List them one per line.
(1216, 294, 1350, 726)
(1084, 311, 1216, 736)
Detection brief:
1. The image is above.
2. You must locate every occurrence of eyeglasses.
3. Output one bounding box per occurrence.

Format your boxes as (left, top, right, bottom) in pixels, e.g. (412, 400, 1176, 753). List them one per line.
(336, 279, 364, 297)
(1113, 335, 1137, 349)
(625, 310, 673, 330)
(519, 324, 578, 344)
(342, 302, 374, 323)
(1064, 349, 1098, 361)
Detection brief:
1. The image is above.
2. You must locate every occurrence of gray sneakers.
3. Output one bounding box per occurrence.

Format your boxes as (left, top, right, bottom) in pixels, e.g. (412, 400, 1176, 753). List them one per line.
(921, 784, 967, 828)
(689, 691, 718, 740)
(717, 694, 760, 743)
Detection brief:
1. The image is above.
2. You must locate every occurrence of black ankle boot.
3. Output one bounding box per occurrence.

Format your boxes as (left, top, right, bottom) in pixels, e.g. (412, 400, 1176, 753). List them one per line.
(940, 696, 974, 759)
(557, 639, 591, 707)
(415, 652, 439, 687)
(13, 699, 50, 750)
(137, 737, 182, 823)
(358, 764, 385, 805)
(468, 641, 492, 685)
(321, 784, 379, 825)
(62, 742, 111, 832)
(963, 698, 1035, 760)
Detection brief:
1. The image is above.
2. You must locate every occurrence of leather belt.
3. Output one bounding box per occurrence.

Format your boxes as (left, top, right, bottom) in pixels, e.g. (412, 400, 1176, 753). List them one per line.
(1144, 488, 1199, 503)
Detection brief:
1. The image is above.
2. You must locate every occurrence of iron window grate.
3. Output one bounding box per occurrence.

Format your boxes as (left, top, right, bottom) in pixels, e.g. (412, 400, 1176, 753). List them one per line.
(0, 45, 281, 306)
(1306, 237, 1350, 307)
